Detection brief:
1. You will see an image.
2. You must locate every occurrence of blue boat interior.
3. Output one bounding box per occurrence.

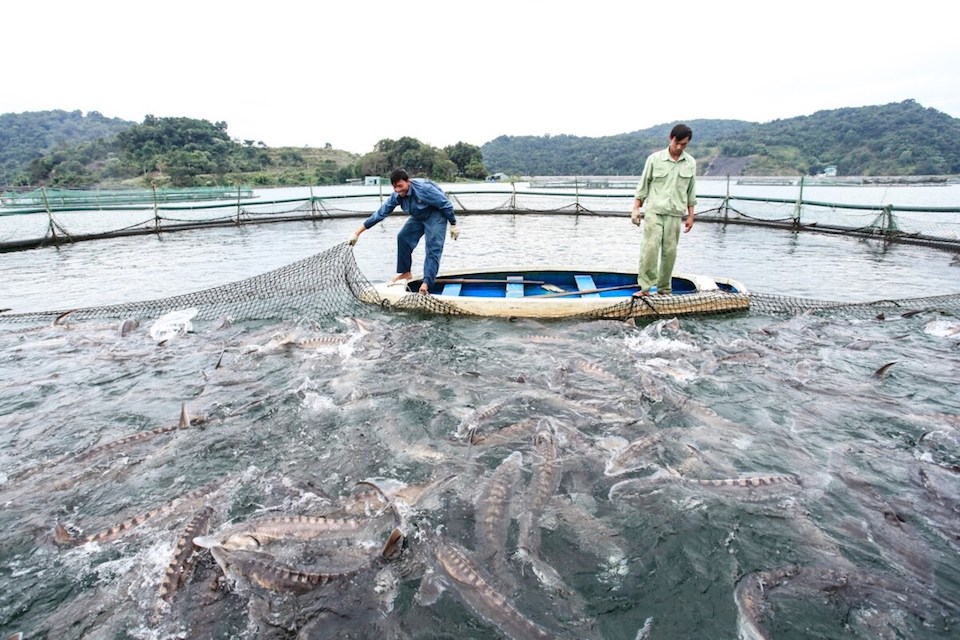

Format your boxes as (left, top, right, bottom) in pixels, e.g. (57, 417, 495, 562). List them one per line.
(420, 271, 705, 298)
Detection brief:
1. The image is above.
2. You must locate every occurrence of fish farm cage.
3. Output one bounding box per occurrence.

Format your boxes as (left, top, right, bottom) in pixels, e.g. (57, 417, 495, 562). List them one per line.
(1, 179, 959, 325)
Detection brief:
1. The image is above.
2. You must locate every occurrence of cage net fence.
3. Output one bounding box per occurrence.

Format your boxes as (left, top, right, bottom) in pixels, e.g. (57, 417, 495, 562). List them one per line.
(2, 241, 959, 327)
(3, 187, 960, 251)
(2, 187, 959, 324)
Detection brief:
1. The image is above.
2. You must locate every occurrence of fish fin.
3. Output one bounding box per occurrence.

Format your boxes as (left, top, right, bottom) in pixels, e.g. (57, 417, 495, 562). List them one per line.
(873, 361, 897, 378)
(663, 465, 682, 478)
(54, 523, 76, 545)
(415, 569, 445, 606)
(381, 528, 404, 559)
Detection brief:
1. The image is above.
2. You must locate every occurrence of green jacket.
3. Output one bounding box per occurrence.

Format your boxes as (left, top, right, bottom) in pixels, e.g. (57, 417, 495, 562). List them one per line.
(635, 148, 697, 216)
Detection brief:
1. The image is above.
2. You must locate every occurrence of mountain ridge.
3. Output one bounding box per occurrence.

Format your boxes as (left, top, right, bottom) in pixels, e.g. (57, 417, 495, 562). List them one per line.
(3, 100, 958, 185)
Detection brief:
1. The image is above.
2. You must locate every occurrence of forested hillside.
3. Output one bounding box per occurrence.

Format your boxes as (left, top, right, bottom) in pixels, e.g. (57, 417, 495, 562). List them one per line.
(2, 115, 364, 188)
(3, 100, 958, 187)
(0, 110, 134, 184)
(481, 120, 755, 176)
(0, 113, 485, 188)
(481, 100, 960, 177)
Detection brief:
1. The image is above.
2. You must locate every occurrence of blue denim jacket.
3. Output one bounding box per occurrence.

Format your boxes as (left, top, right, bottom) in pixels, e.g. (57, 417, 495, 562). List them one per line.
(363, 179, 457, 229)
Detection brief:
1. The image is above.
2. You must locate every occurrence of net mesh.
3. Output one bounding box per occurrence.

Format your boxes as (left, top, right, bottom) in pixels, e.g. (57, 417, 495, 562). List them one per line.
(3, 187, 959, 251)
(2, 242, 959, 326)
(0, 243, 371, 325)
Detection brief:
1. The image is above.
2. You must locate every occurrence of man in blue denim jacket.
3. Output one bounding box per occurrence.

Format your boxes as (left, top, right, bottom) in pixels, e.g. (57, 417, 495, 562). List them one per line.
(349, 168, 459, 295)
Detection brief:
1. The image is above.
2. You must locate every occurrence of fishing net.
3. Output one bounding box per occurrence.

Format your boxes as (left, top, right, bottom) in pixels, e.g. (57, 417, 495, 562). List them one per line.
(0, 243, 370, 325)
(2, 242, 959, 326)
(4, 187, 959, 252)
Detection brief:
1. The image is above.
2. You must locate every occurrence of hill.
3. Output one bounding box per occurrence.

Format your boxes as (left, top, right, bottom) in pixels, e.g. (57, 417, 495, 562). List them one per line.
(0, 114, 363, 189)
(0, 114, 483, 188)
(0, 110, 135, 184)
(4, 101, 959, 186)
(480, 100, 960, 177)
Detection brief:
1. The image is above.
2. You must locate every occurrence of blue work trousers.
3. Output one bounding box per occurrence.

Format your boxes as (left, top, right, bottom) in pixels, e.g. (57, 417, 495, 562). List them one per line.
(397, 212, 448, 286)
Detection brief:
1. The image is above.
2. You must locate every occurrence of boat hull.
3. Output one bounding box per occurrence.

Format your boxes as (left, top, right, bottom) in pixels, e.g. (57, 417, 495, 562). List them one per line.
(362, 268, 750, 319)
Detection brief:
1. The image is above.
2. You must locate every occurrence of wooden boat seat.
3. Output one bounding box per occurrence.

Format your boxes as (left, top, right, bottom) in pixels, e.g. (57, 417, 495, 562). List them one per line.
(441, 283, 462, 296)
(506, 275, 525, 298)
(575, 275, 601, 298)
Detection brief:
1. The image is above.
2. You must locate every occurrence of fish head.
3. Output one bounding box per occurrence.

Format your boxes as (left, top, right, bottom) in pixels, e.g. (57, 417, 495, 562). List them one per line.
(193, 531, 261, 552)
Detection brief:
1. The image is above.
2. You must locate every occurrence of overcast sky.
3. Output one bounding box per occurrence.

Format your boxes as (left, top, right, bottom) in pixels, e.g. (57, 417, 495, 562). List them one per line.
(3, 1, 957, 154)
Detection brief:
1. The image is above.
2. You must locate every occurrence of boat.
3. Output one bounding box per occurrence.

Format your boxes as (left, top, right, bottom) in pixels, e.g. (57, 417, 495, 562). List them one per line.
(363, 268, 750, 319)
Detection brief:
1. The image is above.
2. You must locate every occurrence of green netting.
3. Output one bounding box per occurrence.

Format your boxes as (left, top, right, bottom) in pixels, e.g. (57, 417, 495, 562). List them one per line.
(1, 186, 255, 209)
(2, 242, 958, 326)
(3, 188, 959, 252)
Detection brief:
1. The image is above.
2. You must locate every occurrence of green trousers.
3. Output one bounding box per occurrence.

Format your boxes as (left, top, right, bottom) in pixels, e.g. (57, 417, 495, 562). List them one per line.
(637, 211, 682, 294)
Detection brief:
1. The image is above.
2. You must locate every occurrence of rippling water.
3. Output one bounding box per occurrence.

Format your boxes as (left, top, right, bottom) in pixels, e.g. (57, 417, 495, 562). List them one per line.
(1, 214, 959, 639)
(2, 212, 959, 313)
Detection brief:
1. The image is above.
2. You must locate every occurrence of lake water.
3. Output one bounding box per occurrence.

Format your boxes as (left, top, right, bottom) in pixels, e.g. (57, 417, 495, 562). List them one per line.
(0, 183, 958, 639)
(2, 179, 960, 315)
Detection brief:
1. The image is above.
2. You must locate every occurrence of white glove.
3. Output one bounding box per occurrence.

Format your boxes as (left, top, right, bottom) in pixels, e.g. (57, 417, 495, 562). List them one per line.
(449, 224, 460, 241)
(348, 231, 360, 246)
(631, 208, 643, 226)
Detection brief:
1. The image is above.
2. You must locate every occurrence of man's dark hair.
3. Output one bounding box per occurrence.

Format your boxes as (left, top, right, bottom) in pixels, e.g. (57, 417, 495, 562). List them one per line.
(670, 124, 693, 142)
(390, 168, 410, 185)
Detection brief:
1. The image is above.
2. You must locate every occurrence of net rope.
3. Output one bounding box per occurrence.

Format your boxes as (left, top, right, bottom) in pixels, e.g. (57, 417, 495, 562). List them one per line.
(3, 188, 959, 252)
(2, 242, 959, 326)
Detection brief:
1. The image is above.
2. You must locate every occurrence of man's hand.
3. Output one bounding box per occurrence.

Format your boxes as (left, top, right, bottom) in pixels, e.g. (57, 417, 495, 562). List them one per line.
(449, 224, 460, 240)
(347, 231, 360, 246)
(631, 208, 643, 226)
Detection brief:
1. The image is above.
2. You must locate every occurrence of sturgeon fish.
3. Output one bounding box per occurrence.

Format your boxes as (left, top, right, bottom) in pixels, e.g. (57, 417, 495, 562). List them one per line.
(603, 431, 666, 476)
(344, 474, 458, 520)
(209, 547, 370, 594)
(734, 565, 801, 640)
(428, 537, 556, 640)
(570, 358, 621, 384)
(735, 563, 944, 639)
(456, 398, 511, 440)
(158, 505, 215, 603)
(55, 482, 219, 546)
(475, 451, 524, 589)
(516, 429, 565, 592)
(469, 418, 538, 448)
(13, 403, 194, 484)
(76, 402, 193, 464)
(118, 317, 140, 338)
(193, 514, 373, 552)
(609, 468, 801, 500)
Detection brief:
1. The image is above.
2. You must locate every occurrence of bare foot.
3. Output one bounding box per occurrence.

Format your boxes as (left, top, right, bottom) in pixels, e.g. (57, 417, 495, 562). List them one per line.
(418, 283, 430, 295)
(389, 272, 413, 285)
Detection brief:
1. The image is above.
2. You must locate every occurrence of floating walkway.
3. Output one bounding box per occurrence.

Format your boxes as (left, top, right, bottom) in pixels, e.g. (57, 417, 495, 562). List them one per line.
(0, 186, 256, 212)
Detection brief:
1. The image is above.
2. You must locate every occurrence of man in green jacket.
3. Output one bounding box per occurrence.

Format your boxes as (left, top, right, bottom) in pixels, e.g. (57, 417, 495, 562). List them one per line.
(631, 124, 696, 297)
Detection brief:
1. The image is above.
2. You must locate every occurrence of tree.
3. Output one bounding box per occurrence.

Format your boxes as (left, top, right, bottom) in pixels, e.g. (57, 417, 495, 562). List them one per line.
(162, 149, 217, 186)
(465, 159, 487, 179)
(0, 109, 132, 184)
(444, 142, 486, 178)
(356, 137, 459, 181)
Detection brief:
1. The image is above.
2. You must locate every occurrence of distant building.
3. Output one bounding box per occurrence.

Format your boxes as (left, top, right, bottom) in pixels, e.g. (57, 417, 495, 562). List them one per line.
(364, 176, 385, 186)
(822, 165, 837, 177)
(486, 172, 509, 182)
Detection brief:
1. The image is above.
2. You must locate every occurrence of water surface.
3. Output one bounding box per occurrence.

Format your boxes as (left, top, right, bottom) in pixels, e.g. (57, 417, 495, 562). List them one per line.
(0, 211, 958, 639)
